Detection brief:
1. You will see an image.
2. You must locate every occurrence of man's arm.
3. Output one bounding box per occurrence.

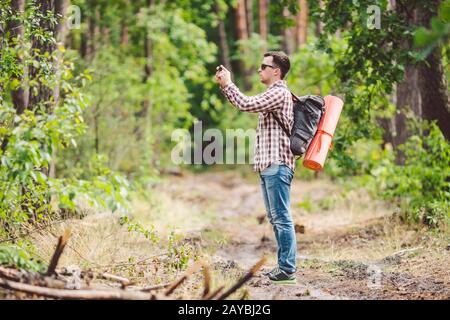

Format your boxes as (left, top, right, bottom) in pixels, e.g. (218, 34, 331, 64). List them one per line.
(220, 83, 286, 113)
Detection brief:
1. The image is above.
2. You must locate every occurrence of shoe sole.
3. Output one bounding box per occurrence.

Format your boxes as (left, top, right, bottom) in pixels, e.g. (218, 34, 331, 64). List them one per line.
(270, 279, 297, 285)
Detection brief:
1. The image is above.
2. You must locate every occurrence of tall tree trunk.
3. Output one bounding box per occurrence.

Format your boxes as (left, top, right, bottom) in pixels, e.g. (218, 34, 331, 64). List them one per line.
(258, 0, 268, 41)
(392, 1, 422, 163)
(235, 0, 251, 90)
(49, 0, 69, 180)
(2, 0, 28, 156)
(28, 0, 55, 110)
(245, 0, 254, 35)
(296, 0, 308, 47)
(315, 0, 324, 36)
(135, 0, 155, 141)
(416, 0, 450, 140)
(235, 0, 248, 42)
(215, 2, 232, 72)
(282, 7, 294, 55)
(8, 0, 28, 115)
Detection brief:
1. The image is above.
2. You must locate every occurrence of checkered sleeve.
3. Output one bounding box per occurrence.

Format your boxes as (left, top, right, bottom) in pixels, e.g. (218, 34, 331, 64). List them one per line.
(220, 83, 285, 113)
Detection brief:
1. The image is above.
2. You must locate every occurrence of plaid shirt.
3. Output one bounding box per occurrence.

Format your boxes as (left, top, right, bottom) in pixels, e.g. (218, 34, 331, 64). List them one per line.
(221, 80, 295, 173)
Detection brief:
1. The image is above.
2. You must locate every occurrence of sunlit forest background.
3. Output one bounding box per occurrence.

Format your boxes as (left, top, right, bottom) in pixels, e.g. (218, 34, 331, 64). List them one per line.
(0, 0, 449, 300)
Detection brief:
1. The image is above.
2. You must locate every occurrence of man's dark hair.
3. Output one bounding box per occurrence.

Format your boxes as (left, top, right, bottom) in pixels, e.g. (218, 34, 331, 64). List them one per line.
(264, 51, 290, 79)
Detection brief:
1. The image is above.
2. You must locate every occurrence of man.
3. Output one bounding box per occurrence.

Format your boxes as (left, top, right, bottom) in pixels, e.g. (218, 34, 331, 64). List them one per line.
(215, 51, 297, 284)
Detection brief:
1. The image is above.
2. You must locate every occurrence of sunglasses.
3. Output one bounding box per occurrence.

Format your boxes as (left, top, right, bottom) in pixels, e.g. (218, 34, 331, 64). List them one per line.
(260, 63, 276, 70)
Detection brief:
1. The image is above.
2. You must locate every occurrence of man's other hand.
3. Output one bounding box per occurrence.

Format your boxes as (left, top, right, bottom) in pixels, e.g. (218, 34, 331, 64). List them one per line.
(215, 65, 232, 88)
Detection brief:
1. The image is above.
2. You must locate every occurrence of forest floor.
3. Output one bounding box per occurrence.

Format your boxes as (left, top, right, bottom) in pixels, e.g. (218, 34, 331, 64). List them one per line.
(26, 169, 450, 300)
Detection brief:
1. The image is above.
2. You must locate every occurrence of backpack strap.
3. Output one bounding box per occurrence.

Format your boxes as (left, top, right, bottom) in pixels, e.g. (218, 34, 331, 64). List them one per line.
(270, 91, 298, 137)
(271, 112, 291, 137)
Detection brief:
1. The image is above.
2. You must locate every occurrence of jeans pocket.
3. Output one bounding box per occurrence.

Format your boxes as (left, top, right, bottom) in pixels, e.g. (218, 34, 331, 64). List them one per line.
(261, 163, 280, 177)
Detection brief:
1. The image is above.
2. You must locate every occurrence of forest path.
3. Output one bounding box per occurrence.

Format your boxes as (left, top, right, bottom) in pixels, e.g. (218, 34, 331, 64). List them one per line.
(160, 170, 449, 300)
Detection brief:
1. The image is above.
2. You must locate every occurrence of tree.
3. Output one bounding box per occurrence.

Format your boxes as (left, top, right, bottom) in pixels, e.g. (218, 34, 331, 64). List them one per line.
(296, 0, 308, 47)
(258, 0, 268, 41)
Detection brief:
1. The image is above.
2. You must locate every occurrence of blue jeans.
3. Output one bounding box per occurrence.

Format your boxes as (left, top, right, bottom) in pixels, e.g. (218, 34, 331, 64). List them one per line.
(260, 163, 297, 274)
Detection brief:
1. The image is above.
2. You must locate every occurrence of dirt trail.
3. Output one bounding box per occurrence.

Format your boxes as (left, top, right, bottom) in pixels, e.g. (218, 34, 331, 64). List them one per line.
(162, 170, 450, 300)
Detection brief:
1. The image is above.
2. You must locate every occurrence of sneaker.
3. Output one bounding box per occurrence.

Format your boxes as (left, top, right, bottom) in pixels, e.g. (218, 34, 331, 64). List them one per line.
(268, 268, 297, 284)
(263, 267, 279, 277)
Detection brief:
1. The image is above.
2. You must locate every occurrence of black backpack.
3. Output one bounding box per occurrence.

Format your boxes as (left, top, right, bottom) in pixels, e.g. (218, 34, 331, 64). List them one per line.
(272, 93, 325, 157)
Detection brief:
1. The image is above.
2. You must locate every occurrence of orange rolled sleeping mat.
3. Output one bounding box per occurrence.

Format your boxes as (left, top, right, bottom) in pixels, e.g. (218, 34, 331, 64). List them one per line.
(303, 95, 343, 171)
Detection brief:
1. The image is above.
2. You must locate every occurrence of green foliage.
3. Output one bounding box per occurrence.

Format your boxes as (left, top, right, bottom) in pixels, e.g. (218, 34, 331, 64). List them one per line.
(0, 243, 46, 273)
(167, 230, 194, 271)
(119, 215, 159, 244)
(414, 0, 450, 59)
(0, 2, 131, 237)
(348, 121, 450, 228)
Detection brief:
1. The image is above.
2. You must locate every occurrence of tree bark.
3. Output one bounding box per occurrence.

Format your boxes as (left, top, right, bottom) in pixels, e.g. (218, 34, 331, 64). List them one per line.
(258, 0, 268, 41)
(392, 1, 421, 163)
(235, 0, 251, 90)
(215, 3, 232, 72)
(235, 0, 249, 41)
(134, 0, 155, 140)
(296, 0, 308, 47)
(315, 0, 324, 36)
(416, 0, 450, 140)
(245, 0, 254, 35)
(282, 7, 294, 55)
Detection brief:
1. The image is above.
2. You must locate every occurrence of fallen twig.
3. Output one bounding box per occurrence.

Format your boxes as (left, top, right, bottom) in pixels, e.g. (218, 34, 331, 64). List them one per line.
(164, 260, 204, 296)
(217, 257, 267, 300)
(140, 282, 172, 292)
(100, 273, 131, 287)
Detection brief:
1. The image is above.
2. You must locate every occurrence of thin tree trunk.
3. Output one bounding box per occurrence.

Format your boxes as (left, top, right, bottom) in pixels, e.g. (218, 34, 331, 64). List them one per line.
(135, 0, 155, 140)
(28, 0, 55, 110)
(258, 0, 268, 41)
(235, 0, 251, 90)
(8, 0, 28, 115)
(215, 3, 232, 72)
(50, 0, 69, 180)
(235, 0, 248, 41)
(282, 7, 294, 55)
(245, 0, 254, 35)
(296, 0, 308, 47)
(2, 0, 28, 156)
(315, 0, 324, 36)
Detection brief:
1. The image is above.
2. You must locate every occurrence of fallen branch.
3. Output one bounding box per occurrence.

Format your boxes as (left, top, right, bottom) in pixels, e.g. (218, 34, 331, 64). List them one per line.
(217, 257, 267, 300)
(140, 282, 171, 292)
(100, 273, 131, 287)
(0, 266, 22, 281)
(0, 278, 154, 300)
